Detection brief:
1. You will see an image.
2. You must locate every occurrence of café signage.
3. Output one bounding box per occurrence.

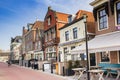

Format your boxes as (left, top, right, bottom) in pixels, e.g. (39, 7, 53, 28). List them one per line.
(116, 26, 120, 30)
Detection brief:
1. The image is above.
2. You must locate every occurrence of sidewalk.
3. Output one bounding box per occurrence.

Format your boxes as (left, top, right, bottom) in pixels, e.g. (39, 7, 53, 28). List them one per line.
(17, 64, 120, 80)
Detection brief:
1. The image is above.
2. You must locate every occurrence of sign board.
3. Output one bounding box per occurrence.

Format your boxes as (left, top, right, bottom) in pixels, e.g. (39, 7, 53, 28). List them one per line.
(116, 26, 120, 30)
(44, 63, 51, 70)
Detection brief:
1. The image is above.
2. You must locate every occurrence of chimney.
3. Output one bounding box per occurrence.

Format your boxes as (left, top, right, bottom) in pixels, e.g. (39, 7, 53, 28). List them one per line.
(48, 6, 51, 10)
(22, 26, 26, 35)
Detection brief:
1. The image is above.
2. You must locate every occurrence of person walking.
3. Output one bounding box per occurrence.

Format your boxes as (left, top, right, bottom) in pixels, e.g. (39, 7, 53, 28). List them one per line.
(8, 60, 12, 67)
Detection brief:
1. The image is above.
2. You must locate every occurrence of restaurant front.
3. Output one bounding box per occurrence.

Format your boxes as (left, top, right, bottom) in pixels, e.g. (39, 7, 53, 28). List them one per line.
(71, 31, 120, 66)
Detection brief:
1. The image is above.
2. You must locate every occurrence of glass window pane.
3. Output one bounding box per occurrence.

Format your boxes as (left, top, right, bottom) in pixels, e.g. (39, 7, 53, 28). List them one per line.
(102, 10, 106, 15)
(99, 9, 107, 30)
(117, 2, 120, 10)
(101, 52, 110, 62)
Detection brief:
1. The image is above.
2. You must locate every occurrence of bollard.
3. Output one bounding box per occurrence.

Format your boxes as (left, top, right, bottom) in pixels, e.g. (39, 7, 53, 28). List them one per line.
(42, 64, 44, 71)
(63, 66, 65, 76)
(51, 64, 53, 73)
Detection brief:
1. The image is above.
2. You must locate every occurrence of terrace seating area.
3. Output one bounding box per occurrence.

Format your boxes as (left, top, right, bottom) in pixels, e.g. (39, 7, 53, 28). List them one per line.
(70, 63, 120, 80)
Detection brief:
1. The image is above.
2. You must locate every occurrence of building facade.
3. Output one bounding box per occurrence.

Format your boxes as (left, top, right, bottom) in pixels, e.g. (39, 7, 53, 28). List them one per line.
(44, 7, 69, 62)
(59, 10, 95, 62)
(34, 22, 44, 61)
(22, 21, 44, 67)
(72, 0, 120, 67)
(90, 0, 120, 65)
(0, 51, 10, 62)
(10, 36, 22, 63)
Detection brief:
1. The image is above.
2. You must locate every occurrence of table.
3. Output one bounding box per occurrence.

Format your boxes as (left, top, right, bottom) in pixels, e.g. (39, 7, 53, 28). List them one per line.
(90, 66, 102, 70)
(105, 68, 120, 80)
(89, 69, 104, 80)
(72, 68, 86, 79)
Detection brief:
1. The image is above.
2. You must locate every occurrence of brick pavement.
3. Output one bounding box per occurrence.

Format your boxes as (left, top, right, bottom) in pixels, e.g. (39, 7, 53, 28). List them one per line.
(0, 62, 120, 80)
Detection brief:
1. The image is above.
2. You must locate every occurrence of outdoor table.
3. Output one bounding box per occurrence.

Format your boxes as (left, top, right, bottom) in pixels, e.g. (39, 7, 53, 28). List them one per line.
(72, 68, 86, 79)
(105, 68, 120, 80)
(90, 66, 102, 70)
(89, 69, 105, 80)
(105, 68, 112, 78)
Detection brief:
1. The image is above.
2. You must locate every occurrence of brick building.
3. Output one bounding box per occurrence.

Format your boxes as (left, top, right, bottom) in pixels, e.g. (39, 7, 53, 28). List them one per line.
(44, 7, 69, 62)
(22, 21, 43, 67)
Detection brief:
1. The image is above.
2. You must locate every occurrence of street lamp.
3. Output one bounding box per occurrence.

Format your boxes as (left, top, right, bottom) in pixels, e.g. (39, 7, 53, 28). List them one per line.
(83, 14, 90, 80)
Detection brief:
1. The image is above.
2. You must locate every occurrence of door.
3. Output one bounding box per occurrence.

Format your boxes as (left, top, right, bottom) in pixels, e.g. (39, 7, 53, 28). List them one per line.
(90, 53, 96, 66)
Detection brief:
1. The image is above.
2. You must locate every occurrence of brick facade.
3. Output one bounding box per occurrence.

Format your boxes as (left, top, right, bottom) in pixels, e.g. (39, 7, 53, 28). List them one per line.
(44, 7, 69, 61)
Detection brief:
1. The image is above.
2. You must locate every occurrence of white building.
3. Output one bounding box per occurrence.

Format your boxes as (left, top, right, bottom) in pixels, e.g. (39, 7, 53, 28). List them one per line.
(59, 10, 95, 62)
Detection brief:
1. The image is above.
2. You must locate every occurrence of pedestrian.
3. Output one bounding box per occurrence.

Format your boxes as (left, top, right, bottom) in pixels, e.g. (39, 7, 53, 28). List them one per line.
(8, 60, 12, 67)
(30, 60, 34, 69)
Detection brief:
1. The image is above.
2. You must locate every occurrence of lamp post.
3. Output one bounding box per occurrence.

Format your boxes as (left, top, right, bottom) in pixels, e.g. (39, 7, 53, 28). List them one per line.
(83, 14, 90, 80)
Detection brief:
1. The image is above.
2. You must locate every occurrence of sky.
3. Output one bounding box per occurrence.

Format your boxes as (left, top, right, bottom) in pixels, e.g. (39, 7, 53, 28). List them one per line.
(0, 0, 94, 51)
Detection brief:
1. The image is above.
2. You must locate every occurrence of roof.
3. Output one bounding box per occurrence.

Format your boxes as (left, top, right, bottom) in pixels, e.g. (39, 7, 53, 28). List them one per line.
(59, 10, 93, 30)
(32, 21, 44, 29)
(71, 31, 120, 54)
(44, 6, 69, 20)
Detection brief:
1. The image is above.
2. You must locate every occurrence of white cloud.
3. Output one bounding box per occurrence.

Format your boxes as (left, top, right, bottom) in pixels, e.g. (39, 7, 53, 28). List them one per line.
(35, 0, 94, 14)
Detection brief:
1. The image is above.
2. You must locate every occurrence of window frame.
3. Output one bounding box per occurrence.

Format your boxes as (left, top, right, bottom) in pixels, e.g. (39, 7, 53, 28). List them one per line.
(116, 1, 120, 25)
(65, 31, 69, 41)
(73, 27, 77, 39)
(98, 8, 108, 30)
(68, 16, 72, 23)
(100, 52, 110, 62)
(47, 16, 51, 26)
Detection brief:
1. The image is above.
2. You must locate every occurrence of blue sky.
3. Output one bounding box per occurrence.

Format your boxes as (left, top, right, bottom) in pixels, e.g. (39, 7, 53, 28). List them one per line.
(0, 0, 93, 51)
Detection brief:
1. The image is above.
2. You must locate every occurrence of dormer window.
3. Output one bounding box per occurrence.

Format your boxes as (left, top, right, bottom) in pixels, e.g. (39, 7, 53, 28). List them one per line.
(68, 16, 72, 23)
(98, 9, 108, 30)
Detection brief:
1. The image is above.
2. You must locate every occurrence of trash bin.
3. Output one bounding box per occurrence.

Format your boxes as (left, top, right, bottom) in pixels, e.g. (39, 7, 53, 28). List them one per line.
(34, 61, 38, 70)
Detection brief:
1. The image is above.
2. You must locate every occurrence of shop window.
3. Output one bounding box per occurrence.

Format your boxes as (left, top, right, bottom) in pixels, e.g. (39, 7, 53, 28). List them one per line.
(80, 54, 85, 60)
(101, 52, 110, 62)
(71, 46, 75, 50)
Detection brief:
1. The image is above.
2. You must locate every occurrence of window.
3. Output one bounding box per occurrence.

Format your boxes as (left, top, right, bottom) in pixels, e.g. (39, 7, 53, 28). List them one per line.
(80, 54, 85, 60)
(116, 2, 120, 25)
(64, 47, 67, 61)
(101, 52, 110, 62)
(98, 9, 107, 30)
(65, 31, 69, 41)
(48, 16, 51, 25)
(48, 31, 51, 40)
(36, 33, 39, 40)
(68, 16, 72, 23)
(45, 34, 47, 42)
(38, 41, 41, 49)
(71, 46, 75, 50)
(73, 27, 77, 39)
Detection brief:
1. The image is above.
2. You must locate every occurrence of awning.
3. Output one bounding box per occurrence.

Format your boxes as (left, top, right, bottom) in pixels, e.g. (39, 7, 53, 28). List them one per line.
(71, 31, 120, 54)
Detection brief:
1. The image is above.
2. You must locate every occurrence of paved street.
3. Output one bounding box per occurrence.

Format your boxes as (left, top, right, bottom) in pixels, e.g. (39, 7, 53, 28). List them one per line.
(0, 62, 119, 80)
(0, 62, 67, 80)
